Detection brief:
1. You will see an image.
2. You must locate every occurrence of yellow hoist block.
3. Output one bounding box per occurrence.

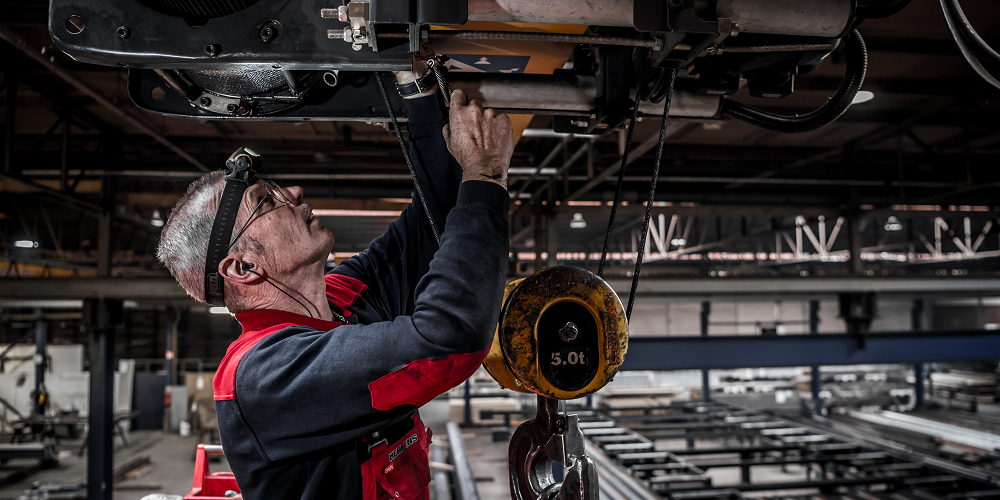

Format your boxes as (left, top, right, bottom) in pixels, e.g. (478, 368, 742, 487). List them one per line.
(483, 266, 628, 399)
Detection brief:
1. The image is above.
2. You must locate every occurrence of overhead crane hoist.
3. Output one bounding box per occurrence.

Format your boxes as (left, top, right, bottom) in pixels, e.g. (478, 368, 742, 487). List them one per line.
(484, 266, 629, 499)
(50, 0, 1000, 498)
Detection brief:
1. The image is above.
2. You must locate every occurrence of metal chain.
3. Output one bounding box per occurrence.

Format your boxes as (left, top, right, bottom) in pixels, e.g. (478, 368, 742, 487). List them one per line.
(374, 73, 442, 247)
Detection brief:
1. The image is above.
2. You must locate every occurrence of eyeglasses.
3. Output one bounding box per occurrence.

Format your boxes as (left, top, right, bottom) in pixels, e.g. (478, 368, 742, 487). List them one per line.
(227, 180, 291, 251)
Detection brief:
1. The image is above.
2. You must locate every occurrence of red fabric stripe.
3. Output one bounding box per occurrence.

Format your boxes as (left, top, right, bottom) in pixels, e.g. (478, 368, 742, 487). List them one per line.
(368, 347, 491, 411)
(326, 274, 368, 316)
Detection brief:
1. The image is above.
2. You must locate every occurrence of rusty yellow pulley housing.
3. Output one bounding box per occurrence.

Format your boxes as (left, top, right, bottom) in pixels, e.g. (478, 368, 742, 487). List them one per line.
(483, 266, 628, 400)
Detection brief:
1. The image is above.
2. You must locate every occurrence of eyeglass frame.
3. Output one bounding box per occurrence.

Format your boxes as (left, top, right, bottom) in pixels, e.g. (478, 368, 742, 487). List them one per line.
(227, 180, 292, 252)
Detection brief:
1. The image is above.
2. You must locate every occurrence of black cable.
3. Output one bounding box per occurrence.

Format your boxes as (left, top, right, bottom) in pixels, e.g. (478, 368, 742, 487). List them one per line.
(720, 30, 868, 134)
(939, 0, 1000, 90)
(597, 97, 642, 278)
(245, 268, 314, 318)
(375, 73, 443, 246)
(626, 68, 677, 322)
(947, 0, 1000, 63)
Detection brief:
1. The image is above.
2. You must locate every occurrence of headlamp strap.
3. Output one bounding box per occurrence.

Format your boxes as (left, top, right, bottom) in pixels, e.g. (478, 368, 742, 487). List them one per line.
(204, 147, 261, 305)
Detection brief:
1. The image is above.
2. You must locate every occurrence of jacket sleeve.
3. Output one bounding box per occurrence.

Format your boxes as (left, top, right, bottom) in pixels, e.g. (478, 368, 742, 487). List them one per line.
(331, 94, 462, 320)
(235, 182, 509, 461)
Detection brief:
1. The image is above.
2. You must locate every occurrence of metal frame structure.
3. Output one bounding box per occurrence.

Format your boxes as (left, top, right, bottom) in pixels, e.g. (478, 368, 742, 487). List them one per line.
(622, 330, 1000, 371)
(580, 400, 1000, 499)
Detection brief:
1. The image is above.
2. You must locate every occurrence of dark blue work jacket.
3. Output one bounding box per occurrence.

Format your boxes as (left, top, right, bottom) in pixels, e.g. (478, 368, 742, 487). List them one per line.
(212, 95, 509, 499)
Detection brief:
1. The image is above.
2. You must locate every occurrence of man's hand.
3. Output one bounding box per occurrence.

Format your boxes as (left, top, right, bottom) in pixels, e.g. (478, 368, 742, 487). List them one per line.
(443, 89, 514, 189)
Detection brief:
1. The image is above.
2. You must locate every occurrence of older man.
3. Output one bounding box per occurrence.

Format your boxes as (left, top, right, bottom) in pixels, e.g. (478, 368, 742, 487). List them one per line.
(156, 69, 513, 499)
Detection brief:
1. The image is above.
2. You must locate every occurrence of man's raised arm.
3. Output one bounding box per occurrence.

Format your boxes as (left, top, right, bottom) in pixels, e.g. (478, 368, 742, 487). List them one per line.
(331, 83, 464, 319)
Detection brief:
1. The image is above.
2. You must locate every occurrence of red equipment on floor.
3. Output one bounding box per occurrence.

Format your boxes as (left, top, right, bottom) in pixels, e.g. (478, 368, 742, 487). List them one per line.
(184, 444, 240, 499)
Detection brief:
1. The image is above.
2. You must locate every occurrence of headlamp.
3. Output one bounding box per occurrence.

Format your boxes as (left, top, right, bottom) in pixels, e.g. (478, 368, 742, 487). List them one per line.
(204, 147, 261, 305)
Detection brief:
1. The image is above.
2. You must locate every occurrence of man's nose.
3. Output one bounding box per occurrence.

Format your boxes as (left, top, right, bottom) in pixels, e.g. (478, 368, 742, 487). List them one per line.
(283, 186, 305, 206)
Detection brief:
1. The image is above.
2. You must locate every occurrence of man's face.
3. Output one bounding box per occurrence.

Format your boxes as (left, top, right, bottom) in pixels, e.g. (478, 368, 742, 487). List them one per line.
(234, 180, 335, 274)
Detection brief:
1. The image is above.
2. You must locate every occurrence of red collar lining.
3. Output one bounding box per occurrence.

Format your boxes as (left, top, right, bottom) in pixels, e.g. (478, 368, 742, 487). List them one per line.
(232, 274, 369, 334)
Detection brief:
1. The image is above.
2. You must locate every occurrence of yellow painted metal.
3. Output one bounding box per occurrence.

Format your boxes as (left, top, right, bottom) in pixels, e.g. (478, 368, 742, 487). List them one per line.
(483, 267, 628, 400)
(483, 278, 533, 393)
(426, 21, 585, 143)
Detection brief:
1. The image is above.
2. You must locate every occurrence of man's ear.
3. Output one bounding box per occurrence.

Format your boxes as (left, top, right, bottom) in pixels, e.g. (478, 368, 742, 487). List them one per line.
(219, 254, 261, 286)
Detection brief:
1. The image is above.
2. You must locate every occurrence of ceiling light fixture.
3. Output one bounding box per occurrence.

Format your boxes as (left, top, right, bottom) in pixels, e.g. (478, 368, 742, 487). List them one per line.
(671, 238, 687, 246)
(884, 215, 902, 232)
(151, 209, 165, 227)
(13, 240, 38, 248)
(852, 90, 875, 104)
(569, 213, 587, 229)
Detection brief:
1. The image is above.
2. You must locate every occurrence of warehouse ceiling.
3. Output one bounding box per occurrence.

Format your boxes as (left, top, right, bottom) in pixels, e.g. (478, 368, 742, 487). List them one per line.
(1, 0, 999, 283)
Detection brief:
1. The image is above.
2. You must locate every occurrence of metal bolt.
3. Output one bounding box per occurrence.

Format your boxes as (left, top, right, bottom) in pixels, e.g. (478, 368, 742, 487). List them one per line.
(204, 44, 221, 57)
(343, 27, 353, 42)
(227, 103, 237, 113)
(65, 16, 85, 34)
(559, 322, 579, 342)
(260, 27, 275, 42)
(338, 5, 350, 22)
(258, 21, 280, 44)
(117, 26, 131, 40)
(199, 96, 212, 106)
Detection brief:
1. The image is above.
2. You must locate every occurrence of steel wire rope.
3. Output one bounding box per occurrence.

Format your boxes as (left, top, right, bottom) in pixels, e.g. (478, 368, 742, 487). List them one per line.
(596, 98, 642, 278)
(375, 72, 442, 247)
(626, 68, 678, 321)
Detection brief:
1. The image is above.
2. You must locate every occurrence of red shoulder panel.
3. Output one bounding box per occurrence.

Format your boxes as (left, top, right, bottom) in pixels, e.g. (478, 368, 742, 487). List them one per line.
(368, 347, 491, 411)
(326, 274, 368, 315)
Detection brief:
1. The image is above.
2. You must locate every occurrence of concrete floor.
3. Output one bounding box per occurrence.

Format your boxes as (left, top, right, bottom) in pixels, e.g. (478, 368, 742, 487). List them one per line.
(0, 397, 510, 500)
(0, 430, 232, 500)
(0, 408, 823, 500)
(423, 398, 511, 500)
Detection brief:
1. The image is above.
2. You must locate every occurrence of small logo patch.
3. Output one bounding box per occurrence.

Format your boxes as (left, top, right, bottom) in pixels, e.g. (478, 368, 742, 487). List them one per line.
(388, 433, 419, 462)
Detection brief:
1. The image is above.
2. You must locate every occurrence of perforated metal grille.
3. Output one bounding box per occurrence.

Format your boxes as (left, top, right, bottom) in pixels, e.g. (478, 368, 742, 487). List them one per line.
(139, 0, 260, 19)
(184, 69, 287, 97)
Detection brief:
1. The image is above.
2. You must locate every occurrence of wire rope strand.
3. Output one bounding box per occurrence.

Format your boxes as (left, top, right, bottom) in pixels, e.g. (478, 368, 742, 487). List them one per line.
(597, 98, 642, 278)
(433, 66, 453, 104)
(375, 73, 443, 247)
(626, 68, 677, 322)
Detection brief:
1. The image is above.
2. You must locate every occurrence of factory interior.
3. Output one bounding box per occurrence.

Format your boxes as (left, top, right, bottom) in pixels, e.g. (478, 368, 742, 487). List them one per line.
(2, 0, 1000, 498)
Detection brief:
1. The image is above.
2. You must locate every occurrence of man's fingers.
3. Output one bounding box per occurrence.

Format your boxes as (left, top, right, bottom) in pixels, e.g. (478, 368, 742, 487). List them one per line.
(468, 98, 484, 109)
(442, 124, 451, 144)
(451, 89, 467, 107)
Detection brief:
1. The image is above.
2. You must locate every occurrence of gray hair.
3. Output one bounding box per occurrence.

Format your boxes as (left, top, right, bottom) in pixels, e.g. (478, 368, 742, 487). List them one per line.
(156, 171, 262, 310)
